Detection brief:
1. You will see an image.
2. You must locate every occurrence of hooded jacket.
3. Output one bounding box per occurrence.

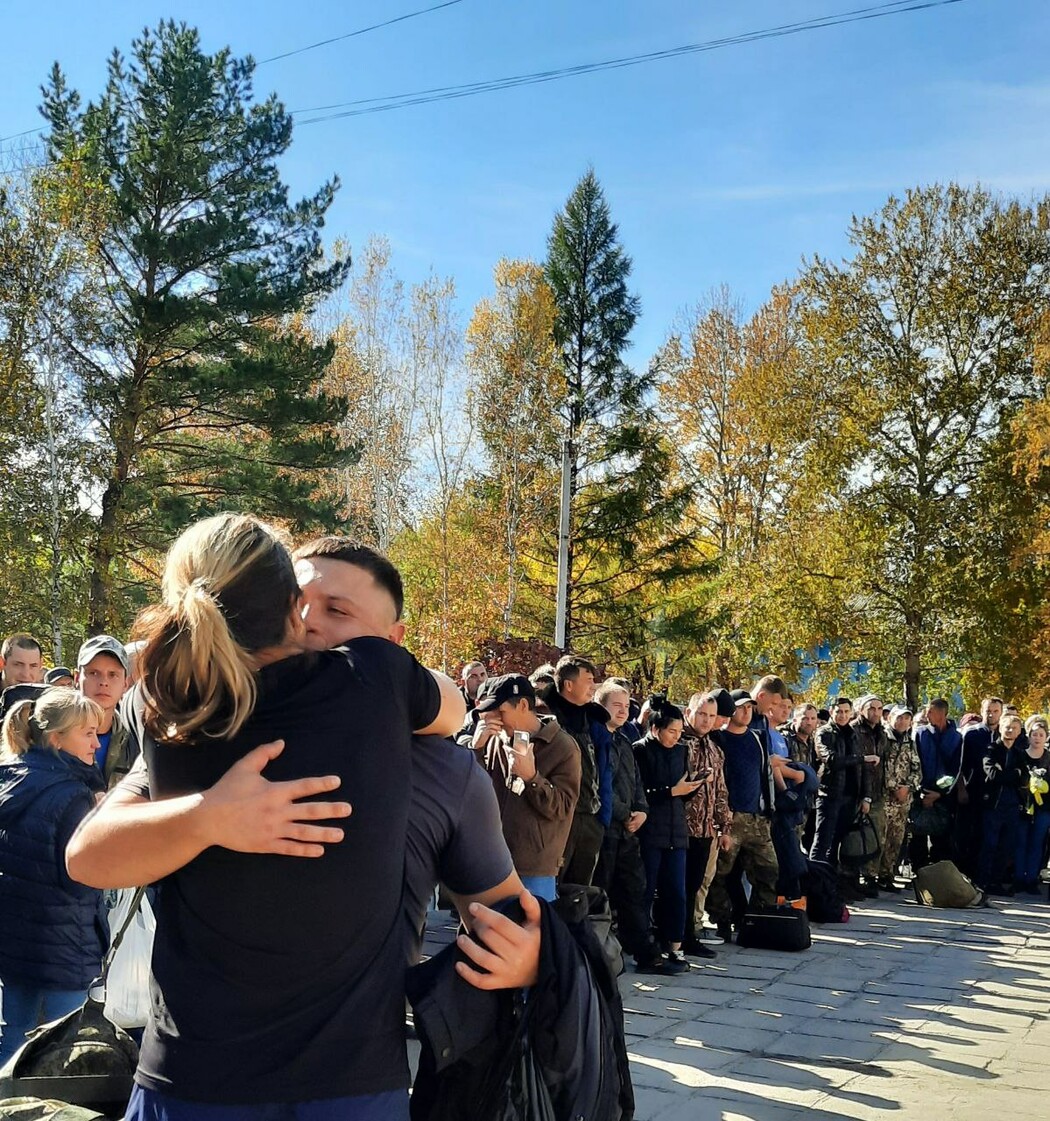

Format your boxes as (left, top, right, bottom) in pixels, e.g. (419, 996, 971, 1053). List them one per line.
(0, 747, 108, 989)
(916, 720, 963, 793)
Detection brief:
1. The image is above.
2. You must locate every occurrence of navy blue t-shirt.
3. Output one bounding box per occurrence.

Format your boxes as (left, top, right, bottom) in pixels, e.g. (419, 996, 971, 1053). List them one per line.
(714, 728, 765, 814)
(122, 639, 439, 1105)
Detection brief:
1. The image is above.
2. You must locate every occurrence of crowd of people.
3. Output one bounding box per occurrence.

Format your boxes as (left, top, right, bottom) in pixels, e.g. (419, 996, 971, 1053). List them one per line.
(0, 531, 1047, 1116)
(456, 662, 1050, 975)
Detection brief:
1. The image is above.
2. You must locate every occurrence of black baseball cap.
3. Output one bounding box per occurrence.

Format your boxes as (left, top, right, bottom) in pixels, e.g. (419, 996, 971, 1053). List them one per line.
(475, 673, 535, 713)
(709, 687, 736, 719)
(730, 688, 754, 708)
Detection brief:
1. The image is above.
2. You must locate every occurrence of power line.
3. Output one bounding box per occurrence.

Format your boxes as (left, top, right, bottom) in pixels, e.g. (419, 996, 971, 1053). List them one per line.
(0, 0, 467, 146)
(257, 0, 465, 65)
(292, 0, 970, 125)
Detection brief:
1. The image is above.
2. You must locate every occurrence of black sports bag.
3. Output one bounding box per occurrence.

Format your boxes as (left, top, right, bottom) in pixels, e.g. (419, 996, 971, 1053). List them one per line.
(736, 905, 812, 952)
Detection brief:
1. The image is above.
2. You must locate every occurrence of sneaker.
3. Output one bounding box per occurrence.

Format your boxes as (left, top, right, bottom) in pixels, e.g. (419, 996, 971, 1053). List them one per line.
(680, 938, 717, 959)
(698, 928, 725, 945)
(716, 920, 734, 942)
(860, 878, 880, 898)
(666, 949, 691, 969)
(635, 953, 688, 976)
(878, 879, 901, 894)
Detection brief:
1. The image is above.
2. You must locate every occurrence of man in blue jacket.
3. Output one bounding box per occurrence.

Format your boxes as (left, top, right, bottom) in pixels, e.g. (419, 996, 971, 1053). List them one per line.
(911, 698, 962, 870)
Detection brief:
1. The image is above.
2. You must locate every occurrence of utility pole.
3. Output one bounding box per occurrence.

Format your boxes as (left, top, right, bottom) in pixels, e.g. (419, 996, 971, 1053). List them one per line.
(554, 436, 572, 650)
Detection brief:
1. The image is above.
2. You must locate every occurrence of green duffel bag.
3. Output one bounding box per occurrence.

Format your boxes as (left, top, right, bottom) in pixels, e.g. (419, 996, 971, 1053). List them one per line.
(913, 860, 985, 908)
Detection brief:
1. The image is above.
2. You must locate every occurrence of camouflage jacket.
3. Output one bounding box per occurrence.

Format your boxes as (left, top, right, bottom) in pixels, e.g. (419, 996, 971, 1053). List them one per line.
(877, 726, 922, 800)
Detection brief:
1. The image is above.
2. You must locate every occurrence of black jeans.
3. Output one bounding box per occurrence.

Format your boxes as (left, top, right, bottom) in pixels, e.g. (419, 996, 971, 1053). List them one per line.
(810, 794, 858, 868)
(560, 811, 605, 887)
(593, 827, 658, 960)
(683, 836, 715, 943)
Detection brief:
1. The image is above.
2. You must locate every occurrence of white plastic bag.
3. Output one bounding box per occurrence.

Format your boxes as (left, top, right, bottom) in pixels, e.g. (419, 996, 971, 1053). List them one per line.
(103, 887, 156, 1029)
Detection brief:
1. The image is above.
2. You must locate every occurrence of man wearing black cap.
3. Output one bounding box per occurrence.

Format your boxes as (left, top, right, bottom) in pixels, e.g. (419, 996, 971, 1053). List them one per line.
(471, 673, 582, 902)
(706, 689, 779, 941)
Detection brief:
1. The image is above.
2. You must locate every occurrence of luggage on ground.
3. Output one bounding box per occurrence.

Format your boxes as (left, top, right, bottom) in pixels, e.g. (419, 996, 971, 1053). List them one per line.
(736, 904, 812, 951)
(803, 858, 849, 923)
(913, 860, 985, 908)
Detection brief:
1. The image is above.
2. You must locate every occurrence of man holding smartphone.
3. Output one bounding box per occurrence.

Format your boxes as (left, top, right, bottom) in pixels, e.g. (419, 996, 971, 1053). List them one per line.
(470, 674, 582, 902)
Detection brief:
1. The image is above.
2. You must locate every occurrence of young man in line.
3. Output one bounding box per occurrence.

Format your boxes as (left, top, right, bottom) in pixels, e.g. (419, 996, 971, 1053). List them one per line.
(76, 635, 134, 789)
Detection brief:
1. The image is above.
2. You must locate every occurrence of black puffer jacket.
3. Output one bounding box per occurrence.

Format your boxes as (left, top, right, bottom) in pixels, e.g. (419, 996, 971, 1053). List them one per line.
(633, 735, 692, 849)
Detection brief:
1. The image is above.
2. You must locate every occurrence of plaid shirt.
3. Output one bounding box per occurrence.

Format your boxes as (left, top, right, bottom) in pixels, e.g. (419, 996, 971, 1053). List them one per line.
(681, 728, 733, 839)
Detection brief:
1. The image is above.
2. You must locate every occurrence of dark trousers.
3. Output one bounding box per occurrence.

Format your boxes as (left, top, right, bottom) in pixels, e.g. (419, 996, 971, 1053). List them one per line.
(977, 801, 1020, 889)
(953, 799, 984, 880)
(810, 794, 857, 868)
(593, 828, 657, 960)
(771, 813, 806, 897)
(909, 805, 956, 872)
(641, 844, 688, 945)
(1016, 809, 1050, 888)
(560, 811, 605, 887)
(683, 836, 715, 943)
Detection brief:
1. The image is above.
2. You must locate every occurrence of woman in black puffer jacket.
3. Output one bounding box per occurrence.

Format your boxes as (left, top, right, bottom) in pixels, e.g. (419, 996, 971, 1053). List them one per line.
(634, 698, 703, 968)
(0, 688, 107, 1063)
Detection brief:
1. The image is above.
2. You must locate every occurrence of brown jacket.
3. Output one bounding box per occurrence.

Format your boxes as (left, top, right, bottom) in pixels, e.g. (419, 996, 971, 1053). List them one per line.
(475, 715, 582, 877)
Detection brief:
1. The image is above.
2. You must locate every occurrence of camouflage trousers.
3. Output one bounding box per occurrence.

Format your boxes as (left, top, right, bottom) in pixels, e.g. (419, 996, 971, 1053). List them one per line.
(706, 812, 780, 925)
(866, 800, 910, 881)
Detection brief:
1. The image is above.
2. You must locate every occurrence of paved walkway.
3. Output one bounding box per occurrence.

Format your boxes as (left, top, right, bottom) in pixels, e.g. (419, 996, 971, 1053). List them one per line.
(420, 892, 1049, 1120)
(621, 894, 1050, 1121)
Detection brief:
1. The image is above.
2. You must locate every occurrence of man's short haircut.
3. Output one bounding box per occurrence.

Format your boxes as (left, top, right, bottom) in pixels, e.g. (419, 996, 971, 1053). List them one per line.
(981, 696, 1004, 709)
(293, 537, 404, 620)
(554, 655, 598, 690)
(833, 696, 853, 708)
(753, 674, 788, 698)
(688, 691, 710, 709)
(929, 697, 950, 714)
(529, 664, 556, 688)
(793, 703, 817, 721)
(608, 676, 633, 694)
(817, 708, 831, 722)
(2, 633, 42, 660)
(461, 660, 486, 678)
(594, 680, 629, 707)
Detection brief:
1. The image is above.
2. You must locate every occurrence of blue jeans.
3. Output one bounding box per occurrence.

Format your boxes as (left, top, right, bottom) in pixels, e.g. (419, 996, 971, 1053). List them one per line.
(125, 1086, 409, 1121)
(1015, 809, 1050, 887)
(519, 874, 557, 902)
(0, 979, 85, 1064)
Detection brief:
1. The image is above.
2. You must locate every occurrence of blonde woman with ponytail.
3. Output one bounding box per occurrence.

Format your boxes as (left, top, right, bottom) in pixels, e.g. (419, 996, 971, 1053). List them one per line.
(66, 513, 464, 1120)
(0, 689, 106, 1063)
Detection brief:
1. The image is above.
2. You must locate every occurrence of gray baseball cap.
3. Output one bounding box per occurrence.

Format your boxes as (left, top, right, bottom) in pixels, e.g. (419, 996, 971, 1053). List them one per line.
(76, 635, 130, 674)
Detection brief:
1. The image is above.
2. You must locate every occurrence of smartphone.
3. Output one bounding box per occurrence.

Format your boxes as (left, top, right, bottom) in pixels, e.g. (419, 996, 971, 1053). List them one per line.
(512, 730, 531, 754)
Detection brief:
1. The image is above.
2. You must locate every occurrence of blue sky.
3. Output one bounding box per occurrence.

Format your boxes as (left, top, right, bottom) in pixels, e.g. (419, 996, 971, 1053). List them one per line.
(3, 0, 1047, 362)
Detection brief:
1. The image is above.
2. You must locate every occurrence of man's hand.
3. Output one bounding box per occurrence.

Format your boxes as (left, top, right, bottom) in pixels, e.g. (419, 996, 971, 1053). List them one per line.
(895, 784, 911, 804)
(718, 833, 733, 852)
(625, 810, 647, 833)
(471, 715, 502, 751)
(508, 738, 537, 782)
(859, 799, 871, 815)
(671, 774, 703, 797)
(456, 891, 542, 990)
(199, 741, 351, 857)
(921, 791, 940, 808)
(864, 755, 880, 766)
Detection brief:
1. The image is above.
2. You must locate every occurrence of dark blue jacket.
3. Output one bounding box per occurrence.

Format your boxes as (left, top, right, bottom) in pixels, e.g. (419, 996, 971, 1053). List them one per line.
(916, 721, 963, 793)
(960, 724, 994, 794)
(0, 748, 108, 989)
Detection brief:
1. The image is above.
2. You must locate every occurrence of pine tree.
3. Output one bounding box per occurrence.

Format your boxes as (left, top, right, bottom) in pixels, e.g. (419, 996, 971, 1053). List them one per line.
(39, 22, 354, 630)
(544, 170, 698, 659)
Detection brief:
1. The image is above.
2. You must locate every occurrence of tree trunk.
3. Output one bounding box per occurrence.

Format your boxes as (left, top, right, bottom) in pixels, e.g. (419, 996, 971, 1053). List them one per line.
(903, 617, 922, 711)
(87, 478, 124, 634)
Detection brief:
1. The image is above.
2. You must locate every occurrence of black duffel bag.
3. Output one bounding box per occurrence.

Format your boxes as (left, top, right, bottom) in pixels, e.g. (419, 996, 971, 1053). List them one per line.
(736, 904, 811, 952)
(839, 813, 881, 868)
(909, 796, 952, 838)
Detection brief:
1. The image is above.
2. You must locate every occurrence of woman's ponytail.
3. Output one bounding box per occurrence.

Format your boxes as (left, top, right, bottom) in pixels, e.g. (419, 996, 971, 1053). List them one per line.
(137, 514, 299, 743)
(1, 699, 36, 758)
